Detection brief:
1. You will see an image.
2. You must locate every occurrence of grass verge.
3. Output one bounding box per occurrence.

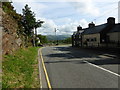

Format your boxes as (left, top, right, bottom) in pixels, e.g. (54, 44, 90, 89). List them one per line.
(2, 47, 40, 88)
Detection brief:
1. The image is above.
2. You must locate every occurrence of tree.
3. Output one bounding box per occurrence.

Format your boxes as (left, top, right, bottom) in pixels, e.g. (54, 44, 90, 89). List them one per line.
(21, 4, 44, 47)
(34, 20, 44, 36)
(34, 20, 44, 46)
(2, 2, 22, 24)
(63, 37, 72, 44)
(21, 4, 35, 47)
(37, 34, 48, 45)
(22, 4, 36, 37)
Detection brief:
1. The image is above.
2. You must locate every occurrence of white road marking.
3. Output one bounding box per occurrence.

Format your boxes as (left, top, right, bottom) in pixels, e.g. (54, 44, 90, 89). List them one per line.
(83, 60, 120, 77)
(103, 54, 116, 57)
(66, 54, 74, 58)
(55, 47, 120, 77)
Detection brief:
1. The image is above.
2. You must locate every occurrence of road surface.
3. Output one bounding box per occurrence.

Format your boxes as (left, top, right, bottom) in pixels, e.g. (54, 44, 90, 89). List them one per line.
(40, 45, 119, 88)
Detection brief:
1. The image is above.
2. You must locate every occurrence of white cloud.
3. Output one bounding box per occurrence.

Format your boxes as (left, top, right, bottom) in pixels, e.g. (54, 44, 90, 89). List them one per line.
(12, 1, 47, 17)
(11, 0, 119, 2)
(76, 19, 88, 28)
(57, 19, 88, 35)
(69, 0, 100, 16)
(26, 3, 47, 18)
(55, 18, 72, 25)
(92, 0, 119, 3)
(37, 18, 88, 35)
(12, 0, 118, 35)
(37, 18, 57, 35)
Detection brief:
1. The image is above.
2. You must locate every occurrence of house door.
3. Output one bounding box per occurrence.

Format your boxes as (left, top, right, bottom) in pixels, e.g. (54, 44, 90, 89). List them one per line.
(106, 35, 110, 43)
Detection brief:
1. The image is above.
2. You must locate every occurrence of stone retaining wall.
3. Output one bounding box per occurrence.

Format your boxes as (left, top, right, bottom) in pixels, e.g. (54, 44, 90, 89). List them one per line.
(1, 6, 23, 55)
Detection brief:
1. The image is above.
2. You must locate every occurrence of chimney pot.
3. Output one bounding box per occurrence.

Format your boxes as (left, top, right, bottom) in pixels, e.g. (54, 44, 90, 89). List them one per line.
(88, 22, 95, 28)
(107, 17, 115, 24)
(77, 25, 82, 31)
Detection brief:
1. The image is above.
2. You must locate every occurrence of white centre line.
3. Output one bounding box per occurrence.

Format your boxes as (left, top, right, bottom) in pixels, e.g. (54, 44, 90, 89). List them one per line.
(83, 60, 120, 77)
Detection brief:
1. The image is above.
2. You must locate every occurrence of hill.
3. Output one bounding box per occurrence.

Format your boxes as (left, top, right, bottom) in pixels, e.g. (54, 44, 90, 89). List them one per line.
(46, 35, 71, 41)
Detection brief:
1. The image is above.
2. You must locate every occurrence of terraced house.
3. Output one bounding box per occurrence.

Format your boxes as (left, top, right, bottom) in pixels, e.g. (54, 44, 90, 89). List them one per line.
(72, 17, 120, 47)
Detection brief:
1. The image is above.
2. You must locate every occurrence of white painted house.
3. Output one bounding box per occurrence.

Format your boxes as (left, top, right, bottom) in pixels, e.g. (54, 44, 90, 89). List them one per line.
(72, 17, 120, 47)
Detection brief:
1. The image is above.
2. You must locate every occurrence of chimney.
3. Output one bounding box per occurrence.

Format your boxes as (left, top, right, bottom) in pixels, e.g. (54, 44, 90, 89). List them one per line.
(118, 1, 120, 23)
(77, 25, 82, 32)
(88, 22, 95, 28)
(107, 17, 115, 25)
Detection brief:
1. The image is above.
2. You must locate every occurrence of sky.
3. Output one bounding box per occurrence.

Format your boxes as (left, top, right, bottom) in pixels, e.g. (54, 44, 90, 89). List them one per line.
(11, 0, 119, 35)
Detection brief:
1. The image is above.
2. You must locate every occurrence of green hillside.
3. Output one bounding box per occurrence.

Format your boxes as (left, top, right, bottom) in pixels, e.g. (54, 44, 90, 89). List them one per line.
(46, 35, 71, 41)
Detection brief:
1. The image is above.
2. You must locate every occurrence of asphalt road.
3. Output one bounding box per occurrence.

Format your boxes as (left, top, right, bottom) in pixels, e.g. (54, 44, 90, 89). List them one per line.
(41, 45, 119, 88)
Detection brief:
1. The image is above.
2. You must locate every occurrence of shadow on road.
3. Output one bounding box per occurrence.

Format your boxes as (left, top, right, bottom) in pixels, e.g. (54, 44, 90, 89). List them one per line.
(45, 59, 86, 64)
(45, 46, 120, 65)
(88, 59, 120, 65)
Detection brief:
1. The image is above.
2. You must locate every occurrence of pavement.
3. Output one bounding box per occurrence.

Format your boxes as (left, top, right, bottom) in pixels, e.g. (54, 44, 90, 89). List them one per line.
(39, 45, 120, 88)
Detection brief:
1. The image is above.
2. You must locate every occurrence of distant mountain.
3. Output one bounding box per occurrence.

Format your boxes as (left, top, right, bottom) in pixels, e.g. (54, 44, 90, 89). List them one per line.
(46, 35, 71, 41)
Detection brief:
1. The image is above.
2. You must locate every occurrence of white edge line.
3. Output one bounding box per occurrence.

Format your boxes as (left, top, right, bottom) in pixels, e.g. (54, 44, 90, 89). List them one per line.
(84, 61, 120, 77)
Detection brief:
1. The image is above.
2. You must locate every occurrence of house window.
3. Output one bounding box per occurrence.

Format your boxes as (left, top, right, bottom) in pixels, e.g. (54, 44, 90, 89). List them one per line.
(93, 38, 96, 41)
(94, 38, 96, 41)
(86, 39, 89, 41)
(86, 38, 96, 42)
(91, 38, 97, 42)
(91, 39, 94, 41)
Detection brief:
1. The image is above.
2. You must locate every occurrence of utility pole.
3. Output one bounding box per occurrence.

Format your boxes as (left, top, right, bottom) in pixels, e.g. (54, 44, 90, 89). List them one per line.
(55, 28, 58, 45)
(33, 29, 36, 47)
(55, 28, 57, 45)
(35, 28, 37, 47)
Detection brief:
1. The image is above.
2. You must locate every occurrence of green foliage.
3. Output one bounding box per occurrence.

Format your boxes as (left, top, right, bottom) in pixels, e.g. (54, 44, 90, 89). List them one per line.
(63, 37, 72, 44)
(34, 20, 44, 35)
(58, 37, 72, 44)
(2, 2, 25, 39)
(2, 47, 40, 88)
(46, 37, 72, 45)
(46, 35, 71, 41)
(21, 4, 36, 37)
(37, 34, 48, 44)
(21, 4, 44, 37)
(2, 2, 22, 22)
(2, 3, 44, 47)
(34, 20, 44, 29)
(2, 2, 14, 13)
(21, 4, 44, 47)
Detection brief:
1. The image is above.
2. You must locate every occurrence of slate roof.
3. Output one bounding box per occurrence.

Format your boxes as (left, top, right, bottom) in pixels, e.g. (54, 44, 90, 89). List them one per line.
(108, 24, 120, 33)
(82, 23, 108, 35)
